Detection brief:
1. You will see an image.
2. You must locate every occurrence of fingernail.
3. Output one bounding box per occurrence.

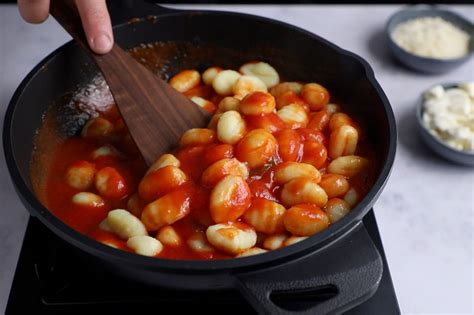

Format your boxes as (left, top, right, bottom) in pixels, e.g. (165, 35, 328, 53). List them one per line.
(91, 33, 112, 54)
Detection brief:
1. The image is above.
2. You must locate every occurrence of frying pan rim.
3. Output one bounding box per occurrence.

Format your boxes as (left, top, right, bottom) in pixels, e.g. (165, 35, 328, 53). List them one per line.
(3, 9, 397, 272)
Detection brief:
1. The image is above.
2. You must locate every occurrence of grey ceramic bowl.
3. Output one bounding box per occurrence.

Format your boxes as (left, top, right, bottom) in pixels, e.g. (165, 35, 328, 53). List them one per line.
(416, 83, 474, 166)
(386, 5, 474, 74)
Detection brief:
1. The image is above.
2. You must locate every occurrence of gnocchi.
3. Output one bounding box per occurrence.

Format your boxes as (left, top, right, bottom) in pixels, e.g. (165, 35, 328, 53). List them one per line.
(157, 226, 182, 246)
(232, 75, 268, 99)
(107, 209, 147, 240)
(235, 129, 277, 169)
(243, 198, 286, 234)
(324, 198, 351, 223)
(127, 193, 146, 217)
(263, 234, 287, 250)
(66, 160, 96, 190)
(45, 58, 376, 261)
(202, 143, 234, 167)
(277, 104, 309, 129)
(275, 129, 302, 162)
(274, 162, 321, 185)
(127, 235, 163, 256)
(147, 153, 180, 175)
(187, 233, 215, 253)
(319, 174, 350, 198)
(239, 91, 275, 115)
(280, 177, 328, 207)
(218, 96, 240, 112)
(283, 204, 329, 236)
(300, 83, 330, 111)
(327, 155, 369, 177)
(213, 70, 242, 95)
(209, 175, 251, 223)
(81, 117, 114, 139)
(328, 125, 358, 159)
(202, 66, 222, 85)
(95, 167, 128, 200)
(239, 62, 280, 88)
(179, 128, 216, 147)
(141, 188, 191, 231)
(138, 166, 187, 201)
(344, 187, 359, 207)
(190, 96, 216, 113)
(269, 82, 303, 98)
(308, 110, 331, 131)
(91, 146, 117, 160)
(72, 192, 105, 208)
(170, 70, 200, 93)
(237, 247, 267, 257)
(329, 112, 359, 132)
(275, 90, 308, 110)
(217, 110, 246, 144)
(206, 223, 257, 255)
(301, 141, 327, 169)
(284, 236, 308, 246)
(201, 158, 248, 187)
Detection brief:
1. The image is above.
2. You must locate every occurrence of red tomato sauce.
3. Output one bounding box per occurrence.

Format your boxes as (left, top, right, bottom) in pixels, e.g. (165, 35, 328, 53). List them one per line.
(43, 105, 375, 260)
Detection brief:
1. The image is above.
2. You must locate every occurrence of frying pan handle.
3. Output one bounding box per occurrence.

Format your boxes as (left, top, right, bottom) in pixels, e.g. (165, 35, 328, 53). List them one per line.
(235, 223, 383, 314)
(107, 0, 179, 25)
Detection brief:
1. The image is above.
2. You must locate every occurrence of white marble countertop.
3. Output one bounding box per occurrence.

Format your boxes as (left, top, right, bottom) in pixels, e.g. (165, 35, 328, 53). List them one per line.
(1, 4, 473, 314)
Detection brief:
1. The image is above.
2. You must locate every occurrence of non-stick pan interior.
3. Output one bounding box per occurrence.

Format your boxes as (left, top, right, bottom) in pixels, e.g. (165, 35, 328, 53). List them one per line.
(5, 10, 395, 270)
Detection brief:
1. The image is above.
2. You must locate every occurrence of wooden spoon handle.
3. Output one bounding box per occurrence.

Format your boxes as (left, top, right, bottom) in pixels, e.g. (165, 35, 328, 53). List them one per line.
(49, 0, 211, 166)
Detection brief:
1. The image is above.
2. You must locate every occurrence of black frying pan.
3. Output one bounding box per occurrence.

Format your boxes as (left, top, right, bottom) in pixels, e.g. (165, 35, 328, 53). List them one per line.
(3, 1, 397, 313)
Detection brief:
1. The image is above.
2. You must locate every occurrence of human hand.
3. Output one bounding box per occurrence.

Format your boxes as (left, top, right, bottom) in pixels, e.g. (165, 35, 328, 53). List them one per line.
(18, 0, 114, 54)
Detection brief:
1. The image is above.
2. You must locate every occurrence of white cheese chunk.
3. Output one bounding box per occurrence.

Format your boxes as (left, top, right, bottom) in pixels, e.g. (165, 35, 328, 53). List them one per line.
(422, 82, 474, 152)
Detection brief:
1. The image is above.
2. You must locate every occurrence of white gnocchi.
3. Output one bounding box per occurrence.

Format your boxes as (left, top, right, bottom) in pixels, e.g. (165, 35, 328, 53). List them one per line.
(212, 70, 242, 95)
(202, 66, 222, 85)
(107, 209, 147, 240)
(239, 62, 280, 88)
(217, 110, 246, 144)
(147, 153, 180, 175)
(218, 96, 241, 112)
(72, 192, 105, 208)
(274, 162, 321, 185)
(187, 233, 215, 253)
(206, 223, 257, 255)
(237, 247, 267, 257)
(127, 235, 163, 256)
(277, 104, 309, 129)
(157, 226, 182, 246)
(263, 234, 287, 250)
(280, 177, 328, 207)
(232, 75, 268, 99)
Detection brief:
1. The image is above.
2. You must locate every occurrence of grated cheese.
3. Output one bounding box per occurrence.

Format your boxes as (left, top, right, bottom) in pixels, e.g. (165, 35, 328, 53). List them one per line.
(392, 17, 470, 59)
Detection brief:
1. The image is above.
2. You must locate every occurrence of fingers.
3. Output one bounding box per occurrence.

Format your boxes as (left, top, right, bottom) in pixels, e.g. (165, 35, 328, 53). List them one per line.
(75, 0, 113, 54)
(18, 0, 50, 24)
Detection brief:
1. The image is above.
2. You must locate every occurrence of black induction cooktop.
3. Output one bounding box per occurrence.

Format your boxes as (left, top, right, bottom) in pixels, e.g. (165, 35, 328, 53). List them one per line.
(6, 209, 399, 314)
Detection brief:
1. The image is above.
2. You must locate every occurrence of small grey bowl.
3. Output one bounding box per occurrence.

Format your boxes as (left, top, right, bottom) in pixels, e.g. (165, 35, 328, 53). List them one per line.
(416, 83, 474, 166)
(386, 5, 474, 74)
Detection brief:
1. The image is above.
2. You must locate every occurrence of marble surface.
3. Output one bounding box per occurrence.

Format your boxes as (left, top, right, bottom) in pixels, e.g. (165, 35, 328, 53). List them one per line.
(1, 4, 473, 314)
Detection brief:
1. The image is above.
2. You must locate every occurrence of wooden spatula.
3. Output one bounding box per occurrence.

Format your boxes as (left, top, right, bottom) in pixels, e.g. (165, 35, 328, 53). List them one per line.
(50, 0, 211, 166)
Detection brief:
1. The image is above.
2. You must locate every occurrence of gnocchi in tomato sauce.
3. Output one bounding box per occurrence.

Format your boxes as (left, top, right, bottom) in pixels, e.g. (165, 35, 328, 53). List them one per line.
(43, 60, 376, 260)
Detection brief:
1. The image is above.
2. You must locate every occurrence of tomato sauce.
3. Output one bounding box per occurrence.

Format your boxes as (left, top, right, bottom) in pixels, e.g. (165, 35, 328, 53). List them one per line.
(38, 44, 378, 260)
(43, 107, 374, 260)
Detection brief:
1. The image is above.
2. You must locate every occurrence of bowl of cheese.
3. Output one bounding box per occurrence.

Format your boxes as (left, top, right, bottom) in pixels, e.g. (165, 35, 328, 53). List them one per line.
(416, 82, 474, 166)
(386, 5, 473, 74)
